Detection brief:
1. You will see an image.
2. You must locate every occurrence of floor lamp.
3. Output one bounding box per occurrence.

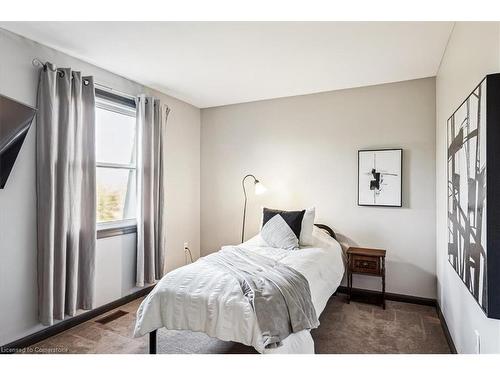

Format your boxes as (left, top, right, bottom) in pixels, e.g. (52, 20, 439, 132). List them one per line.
(241, 174, 266, 243)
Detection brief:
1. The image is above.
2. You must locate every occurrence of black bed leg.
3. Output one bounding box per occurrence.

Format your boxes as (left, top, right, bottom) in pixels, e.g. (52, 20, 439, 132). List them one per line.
(149, 330, 157, 354)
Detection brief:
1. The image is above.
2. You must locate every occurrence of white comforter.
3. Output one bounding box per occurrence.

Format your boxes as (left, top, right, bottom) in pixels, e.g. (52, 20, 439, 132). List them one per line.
(133, 227, 345, 353)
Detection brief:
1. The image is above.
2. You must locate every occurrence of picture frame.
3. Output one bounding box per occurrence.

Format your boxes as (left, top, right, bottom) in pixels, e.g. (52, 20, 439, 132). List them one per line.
(447, 73, 500, 319)
(357, 148, 402, 207)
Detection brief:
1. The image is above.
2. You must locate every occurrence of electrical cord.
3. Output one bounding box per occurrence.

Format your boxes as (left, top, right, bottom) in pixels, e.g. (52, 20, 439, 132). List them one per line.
(184, 246, 194, 264)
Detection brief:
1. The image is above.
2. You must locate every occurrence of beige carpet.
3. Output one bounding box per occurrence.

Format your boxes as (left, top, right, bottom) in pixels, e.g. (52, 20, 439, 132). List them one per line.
(27, 294, 450, 354)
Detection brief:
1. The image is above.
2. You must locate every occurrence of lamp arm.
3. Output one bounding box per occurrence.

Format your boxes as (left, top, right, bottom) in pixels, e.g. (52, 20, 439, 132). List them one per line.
(241, 174, 257, 243)
(242, 174, 258, 184)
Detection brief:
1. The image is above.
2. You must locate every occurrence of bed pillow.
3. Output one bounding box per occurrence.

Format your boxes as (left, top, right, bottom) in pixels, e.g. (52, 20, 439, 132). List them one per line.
(262, 207, 305, 239)
(260, 214, 299, 251)
(300, 207, 316, 246)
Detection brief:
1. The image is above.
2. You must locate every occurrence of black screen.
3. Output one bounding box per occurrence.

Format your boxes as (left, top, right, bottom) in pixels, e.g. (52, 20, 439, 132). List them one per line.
(0, 94, 36, 189)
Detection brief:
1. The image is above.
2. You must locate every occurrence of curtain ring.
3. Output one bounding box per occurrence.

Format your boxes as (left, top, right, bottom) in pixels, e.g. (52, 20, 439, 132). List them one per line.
(58, 70, 65, 78)
(83, 79, 89, 86)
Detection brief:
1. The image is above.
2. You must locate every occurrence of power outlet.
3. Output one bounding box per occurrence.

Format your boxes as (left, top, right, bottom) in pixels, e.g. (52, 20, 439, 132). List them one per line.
(183, 242, 189, 250)
(474, 330, 481, 354)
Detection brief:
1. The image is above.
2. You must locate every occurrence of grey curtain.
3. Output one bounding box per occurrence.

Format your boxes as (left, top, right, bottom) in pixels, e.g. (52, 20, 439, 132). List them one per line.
(36, 63, 96, 325)
(136, 95, 169, 287)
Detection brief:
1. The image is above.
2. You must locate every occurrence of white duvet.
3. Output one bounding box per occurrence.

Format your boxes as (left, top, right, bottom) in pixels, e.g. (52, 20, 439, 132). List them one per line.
(133, 227, 345, 354)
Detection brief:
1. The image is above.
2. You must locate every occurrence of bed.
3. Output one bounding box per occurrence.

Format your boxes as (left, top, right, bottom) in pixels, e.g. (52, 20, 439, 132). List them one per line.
(133, 223, 344, 354)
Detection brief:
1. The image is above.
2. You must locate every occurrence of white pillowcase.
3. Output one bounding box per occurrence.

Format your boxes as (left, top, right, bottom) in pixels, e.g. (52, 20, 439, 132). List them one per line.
(258, 206, 316, 247)
(299, 207, 316, 246)
(260, 214, 299, 251)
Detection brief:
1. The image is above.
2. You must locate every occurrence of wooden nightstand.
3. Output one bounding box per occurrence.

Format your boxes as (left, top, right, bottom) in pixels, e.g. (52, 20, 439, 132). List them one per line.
(346, 247, 386, 309)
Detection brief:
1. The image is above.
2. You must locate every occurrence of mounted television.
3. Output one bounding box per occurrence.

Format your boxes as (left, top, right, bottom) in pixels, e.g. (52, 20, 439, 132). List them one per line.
(0, 94, 36, 189)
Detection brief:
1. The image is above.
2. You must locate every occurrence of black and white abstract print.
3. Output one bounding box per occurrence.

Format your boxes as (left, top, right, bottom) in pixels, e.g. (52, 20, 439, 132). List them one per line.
(447, 79, 487, 311)
(358, 149, 402, 207)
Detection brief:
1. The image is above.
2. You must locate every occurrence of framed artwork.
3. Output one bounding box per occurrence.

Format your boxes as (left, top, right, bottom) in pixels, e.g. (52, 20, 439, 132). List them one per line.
(358, 149, 402, 207)
(447, 74, 500, 319)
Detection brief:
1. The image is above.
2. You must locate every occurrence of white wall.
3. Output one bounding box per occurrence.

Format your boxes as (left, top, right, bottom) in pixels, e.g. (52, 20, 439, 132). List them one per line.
(201, 77, 437, 299)
(0, 29, 200, 345)
(436, 22, 500, 353)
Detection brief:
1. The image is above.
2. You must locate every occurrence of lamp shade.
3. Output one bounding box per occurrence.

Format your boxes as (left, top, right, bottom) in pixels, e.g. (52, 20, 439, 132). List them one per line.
(254, 181, 267, 195)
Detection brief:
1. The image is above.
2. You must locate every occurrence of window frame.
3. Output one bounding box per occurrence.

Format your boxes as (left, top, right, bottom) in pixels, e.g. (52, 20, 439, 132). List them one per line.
(95, 88, 138, 238)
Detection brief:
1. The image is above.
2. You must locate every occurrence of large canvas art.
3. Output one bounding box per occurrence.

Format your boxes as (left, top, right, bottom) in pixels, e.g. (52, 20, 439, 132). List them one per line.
(447, 78, 487, 311)
(447, 74, 500, 319)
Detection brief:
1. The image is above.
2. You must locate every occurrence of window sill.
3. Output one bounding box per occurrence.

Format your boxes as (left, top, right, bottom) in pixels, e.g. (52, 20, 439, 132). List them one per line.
(97, 221, 137, 239)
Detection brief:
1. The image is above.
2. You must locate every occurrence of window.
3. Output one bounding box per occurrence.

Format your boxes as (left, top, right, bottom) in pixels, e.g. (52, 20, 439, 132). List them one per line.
(95, 90, 137, 231)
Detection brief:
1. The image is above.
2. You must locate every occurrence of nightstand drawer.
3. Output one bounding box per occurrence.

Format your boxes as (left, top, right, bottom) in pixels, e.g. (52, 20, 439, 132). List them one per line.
(351, 255, 380, 274)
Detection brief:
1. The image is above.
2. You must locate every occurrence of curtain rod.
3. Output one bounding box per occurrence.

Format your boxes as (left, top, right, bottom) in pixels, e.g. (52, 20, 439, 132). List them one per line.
(95, 83, 137, 101)
(32, 58, 137, 100)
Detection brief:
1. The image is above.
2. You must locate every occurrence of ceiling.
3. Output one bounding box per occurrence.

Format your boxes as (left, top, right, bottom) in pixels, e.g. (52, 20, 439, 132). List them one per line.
(1, 22, 454, 108)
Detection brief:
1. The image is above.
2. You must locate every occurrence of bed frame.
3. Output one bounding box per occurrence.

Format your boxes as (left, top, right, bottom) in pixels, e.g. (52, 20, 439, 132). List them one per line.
(313, 223, 336, 240)
(148, 223, 336, 354)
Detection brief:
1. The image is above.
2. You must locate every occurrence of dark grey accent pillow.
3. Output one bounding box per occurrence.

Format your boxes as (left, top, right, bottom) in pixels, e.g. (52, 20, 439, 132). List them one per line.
(262, 208, 306, 239)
